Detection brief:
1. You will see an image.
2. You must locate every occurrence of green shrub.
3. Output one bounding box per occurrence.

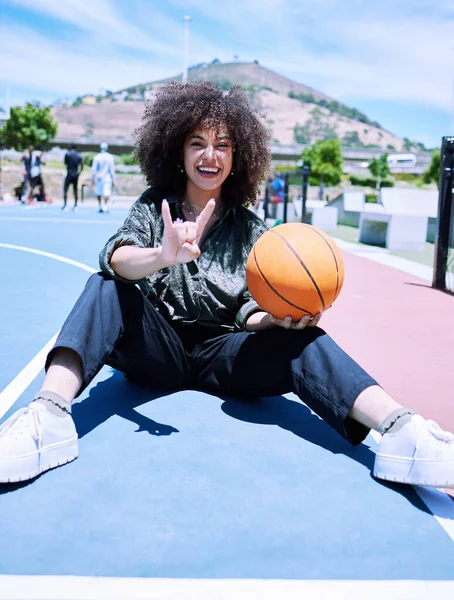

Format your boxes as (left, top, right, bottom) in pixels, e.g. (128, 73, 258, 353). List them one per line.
(119, 153, 138, 165)
(392, 173, 419, 182)
(349, 174, 394, 188)
(81, 151, 97, 168)
(365, 193, 378, 203)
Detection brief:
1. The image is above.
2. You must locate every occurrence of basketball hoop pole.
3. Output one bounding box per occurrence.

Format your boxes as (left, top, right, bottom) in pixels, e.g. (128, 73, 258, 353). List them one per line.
(301, 164, 310, 223)
(283, 171, 289, 223)
(433, 136, 454, 290)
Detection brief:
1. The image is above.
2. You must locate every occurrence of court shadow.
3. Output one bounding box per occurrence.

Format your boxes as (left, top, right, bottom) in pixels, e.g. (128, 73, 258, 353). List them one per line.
(405, 281, 454, 296)
(72, 370, 179, 439)
(0, 377, 433, 513)
(0, 371, 178, 495)
(219, 394, 431, 514)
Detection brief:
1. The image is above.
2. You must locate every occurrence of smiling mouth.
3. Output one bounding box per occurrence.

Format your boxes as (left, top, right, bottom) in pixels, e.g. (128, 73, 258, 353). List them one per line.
(197, 166, 221, 176)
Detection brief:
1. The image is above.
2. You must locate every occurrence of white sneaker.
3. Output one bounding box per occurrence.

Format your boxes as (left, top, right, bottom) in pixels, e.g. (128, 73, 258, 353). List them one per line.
(72, 206, 78, 213)
(0, 403, 78, 483)
(61, 206, 68, 212)
(374, 415, 454, 488)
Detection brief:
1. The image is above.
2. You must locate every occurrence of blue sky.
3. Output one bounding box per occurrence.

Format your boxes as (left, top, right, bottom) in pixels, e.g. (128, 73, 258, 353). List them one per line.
(1, 0, 453, 148)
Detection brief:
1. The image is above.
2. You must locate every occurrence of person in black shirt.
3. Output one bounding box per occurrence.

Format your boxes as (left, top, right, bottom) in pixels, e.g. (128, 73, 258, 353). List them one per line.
(20, 145, 33, 203)
(63, 144, 83, 212)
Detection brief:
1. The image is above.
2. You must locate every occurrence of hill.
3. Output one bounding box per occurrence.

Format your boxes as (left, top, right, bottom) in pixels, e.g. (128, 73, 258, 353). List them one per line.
(52, 61, 407, 151)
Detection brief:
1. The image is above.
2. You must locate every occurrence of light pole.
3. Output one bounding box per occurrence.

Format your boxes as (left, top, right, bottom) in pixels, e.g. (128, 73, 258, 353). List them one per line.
(297, 159, 310, 222)
(182, 16, 191, 82)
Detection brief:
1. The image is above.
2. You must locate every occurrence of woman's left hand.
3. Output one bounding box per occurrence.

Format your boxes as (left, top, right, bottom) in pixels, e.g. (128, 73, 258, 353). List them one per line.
(268, 313, 323, 330)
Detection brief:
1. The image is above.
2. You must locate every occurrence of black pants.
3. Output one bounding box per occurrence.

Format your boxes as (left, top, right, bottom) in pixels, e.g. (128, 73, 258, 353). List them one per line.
(63, 174, 79, 205)
(30, 175, 45, 202)
(46, 273, 377, 445)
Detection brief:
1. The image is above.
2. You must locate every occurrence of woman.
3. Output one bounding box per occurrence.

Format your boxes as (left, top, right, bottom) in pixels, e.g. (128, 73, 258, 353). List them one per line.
(0, 82, 452, 487)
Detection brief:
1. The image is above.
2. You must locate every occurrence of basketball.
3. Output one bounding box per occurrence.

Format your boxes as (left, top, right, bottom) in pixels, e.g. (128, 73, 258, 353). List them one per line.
(246, 223, 344, 320)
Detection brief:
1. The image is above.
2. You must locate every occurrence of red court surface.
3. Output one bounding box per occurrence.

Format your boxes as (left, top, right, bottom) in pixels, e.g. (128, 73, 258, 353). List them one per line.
(323, 250, 454, 438)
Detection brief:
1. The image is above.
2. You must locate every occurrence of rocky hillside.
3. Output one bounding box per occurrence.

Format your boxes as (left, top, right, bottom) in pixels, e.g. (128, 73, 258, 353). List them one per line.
(52, 61, 405, 151)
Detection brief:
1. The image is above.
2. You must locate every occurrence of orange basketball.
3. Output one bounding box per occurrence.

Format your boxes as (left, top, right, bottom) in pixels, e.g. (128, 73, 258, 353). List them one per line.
(246, 223, 344, 320)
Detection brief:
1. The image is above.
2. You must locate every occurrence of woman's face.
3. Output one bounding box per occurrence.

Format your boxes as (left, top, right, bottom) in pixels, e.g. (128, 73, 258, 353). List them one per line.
(183, 126, 233, 193)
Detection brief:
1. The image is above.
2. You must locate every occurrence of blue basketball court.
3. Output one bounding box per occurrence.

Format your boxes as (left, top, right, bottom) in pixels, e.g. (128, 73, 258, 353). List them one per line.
(0, 203, 453, 599)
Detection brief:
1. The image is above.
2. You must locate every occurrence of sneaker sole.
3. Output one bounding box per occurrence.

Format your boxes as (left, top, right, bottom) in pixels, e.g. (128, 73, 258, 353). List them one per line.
(374, 454, 454, 488)
(0, 437, 78, 483)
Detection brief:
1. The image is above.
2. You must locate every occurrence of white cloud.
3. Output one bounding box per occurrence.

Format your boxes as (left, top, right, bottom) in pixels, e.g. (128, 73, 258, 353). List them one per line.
(1, 0, 453, 118)
(170, 0, 454, 111)
(0, 24, 173, 97)
(5, 0, 181, 56)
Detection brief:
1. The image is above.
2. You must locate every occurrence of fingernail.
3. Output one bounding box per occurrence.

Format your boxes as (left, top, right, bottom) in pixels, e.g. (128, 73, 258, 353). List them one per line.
(285, 316, 292, 322)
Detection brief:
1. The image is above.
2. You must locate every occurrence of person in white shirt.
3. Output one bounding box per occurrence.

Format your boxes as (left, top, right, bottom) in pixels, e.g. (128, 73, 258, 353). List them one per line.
(91, 142, 116, 213)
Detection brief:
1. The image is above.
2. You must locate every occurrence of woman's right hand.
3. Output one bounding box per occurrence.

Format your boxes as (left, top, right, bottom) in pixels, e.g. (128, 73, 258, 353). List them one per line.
(160, 198, 216, 266)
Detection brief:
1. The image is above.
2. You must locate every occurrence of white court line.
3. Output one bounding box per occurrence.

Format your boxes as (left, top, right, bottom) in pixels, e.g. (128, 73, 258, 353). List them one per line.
(0, 242, 98, 274)
(21, 205, 44, 211)
(0, 243, 96, 419)
(0, 576, 452, 600)
(0, 334, 58, 418)
(0, 216, 123, 225)
(0, 243, 453, 546)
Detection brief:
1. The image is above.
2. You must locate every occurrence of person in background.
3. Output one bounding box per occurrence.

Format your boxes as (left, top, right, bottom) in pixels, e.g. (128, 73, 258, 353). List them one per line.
(29, 144, 47, 203)
(269, 172, 285, 219)
(20, 145, 33, 204)
(62, 144, 83, 212)
(92, 142, 116, 213)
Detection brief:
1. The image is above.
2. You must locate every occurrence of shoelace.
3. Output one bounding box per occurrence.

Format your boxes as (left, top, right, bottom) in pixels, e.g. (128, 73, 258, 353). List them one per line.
(0, 406, 42, 444)
(426, 420, 454, 443)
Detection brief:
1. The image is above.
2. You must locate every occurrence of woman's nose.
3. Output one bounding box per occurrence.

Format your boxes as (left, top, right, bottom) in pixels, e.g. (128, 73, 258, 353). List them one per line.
(203, 145, 215, 159)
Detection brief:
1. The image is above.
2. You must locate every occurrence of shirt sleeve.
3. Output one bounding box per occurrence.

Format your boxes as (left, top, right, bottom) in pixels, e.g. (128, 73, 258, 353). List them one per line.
(99, 196, 155, 283)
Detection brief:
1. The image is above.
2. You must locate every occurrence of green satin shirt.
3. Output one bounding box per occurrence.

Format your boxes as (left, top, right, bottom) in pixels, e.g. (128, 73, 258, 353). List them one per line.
(99, 188, 267, 332)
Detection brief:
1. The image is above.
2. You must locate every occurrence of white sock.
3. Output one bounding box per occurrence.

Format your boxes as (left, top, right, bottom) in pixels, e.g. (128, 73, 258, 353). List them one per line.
(378, 409, 414, 435)
(33, 391, 72, 417)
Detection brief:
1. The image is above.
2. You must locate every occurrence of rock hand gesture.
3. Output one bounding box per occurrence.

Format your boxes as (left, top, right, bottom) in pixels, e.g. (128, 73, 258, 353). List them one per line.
(160, 198, 216, 266)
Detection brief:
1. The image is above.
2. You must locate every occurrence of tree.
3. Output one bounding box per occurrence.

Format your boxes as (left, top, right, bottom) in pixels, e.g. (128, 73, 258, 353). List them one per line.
(368, 153, 390, 190)
(0, 103, 57, 150)
(301, 139, 343, 200)
(422, 149, 441, 186)
(342, 130, 362, 147)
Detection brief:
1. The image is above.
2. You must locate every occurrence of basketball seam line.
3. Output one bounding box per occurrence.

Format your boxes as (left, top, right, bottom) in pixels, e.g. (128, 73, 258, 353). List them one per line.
(269, 229, 326, 311)
(301, 224, 340, 300)
(252, 248, 313, 316)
